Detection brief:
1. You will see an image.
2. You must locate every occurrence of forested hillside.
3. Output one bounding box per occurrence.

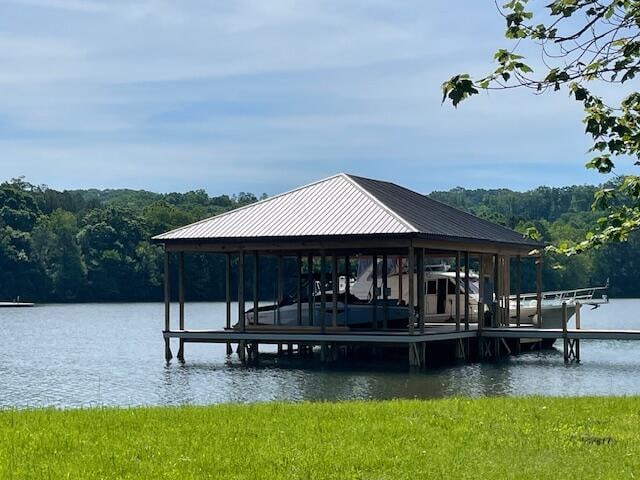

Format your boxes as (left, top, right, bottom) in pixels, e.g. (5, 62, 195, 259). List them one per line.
(0, 178, 637, 302)
(430, 185, 639, 297)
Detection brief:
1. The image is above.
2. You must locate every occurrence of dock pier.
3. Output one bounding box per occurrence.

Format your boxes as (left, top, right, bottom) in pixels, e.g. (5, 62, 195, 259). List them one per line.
(153, 174, 617, 369)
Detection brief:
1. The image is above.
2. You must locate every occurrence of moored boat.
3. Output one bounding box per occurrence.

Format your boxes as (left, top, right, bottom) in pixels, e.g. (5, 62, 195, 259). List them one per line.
(241, 256, 608, 331)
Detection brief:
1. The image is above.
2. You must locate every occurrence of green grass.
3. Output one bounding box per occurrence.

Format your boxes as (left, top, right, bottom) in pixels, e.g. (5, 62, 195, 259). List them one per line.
(1, 397, 640, 479)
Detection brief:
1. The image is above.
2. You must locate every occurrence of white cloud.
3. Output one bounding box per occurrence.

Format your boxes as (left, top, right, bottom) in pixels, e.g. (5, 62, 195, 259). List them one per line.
(0, 1, 609, 194)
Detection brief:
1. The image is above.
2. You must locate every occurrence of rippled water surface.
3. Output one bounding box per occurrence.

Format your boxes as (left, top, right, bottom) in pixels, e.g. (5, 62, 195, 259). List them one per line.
(1, 299, 640, 408)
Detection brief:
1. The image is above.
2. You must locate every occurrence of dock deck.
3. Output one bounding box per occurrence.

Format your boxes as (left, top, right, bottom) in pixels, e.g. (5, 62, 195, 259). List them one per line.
(164, 320, 640, 366)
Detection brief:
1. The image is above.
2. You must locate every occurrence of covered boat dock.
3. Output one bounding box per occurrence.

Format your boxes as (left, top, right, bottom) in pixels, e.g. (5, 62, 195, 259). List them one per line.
(153, 173, 545, 367)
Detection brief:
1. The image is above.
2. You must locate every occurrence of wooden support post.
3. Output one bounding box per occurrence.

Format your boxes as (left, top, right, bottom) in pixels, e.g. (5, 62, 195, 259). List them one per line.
(494, 254, 501, 327)
(455, 251, 461, 332)
(177, 251, 185, 362)
(516, 254, 521, 328)
(164, 251, 172, 362)
(398, 255, 404, 305)
(504, 256, 510, 327)
(237, 341, 246, 362)
(320, 251, 327, 334)
(297, 254, 302, 326)
(307, 254, 314, 327)
(225, 253, 232, 354)
(408, 245, 415, 334)
(575, 302, 581, 362)
(464, 252, 470, 331)
(277, 254, 283, 325)
(382, 254, 389, 330)
(562, 301, 569, 363)
(331, 254, 338, 328)
(372, 254, 378, 330)
(344, 255, 350, 327)
(408, 343, 419, 368)
(251, 341, 259, 364)
(238, 250, 245, 333)
(417, 249, 425, 334)
(478, 254, 485, 358)
(536, 255, 543, 327)
(179, 252, 185, 330)
(253, 251, 260, 326)
(478, 254, 485, 332)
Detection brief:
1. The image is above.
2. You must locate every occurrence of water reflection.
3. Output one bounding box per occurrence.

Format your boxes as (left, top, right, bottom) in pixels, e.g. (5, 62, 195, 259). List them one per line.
(1, 300, 640, 408)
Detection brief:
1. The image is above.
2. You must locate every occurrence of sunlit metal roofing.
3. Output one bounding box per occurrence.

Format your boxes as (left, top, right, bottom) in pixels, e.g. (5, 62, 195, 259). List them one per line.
(153, 173, 538, 247)
(154, 174, 413, 240)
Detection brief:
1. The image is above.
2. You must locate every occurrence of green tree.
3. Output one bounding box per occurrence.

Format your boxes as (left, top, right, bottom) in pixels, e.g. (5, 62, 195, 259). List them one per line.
(32, 210, 87, 300)
(0, 181, 44, 300)
(77, 206, 150, 301)
(442, 0, 640, 254)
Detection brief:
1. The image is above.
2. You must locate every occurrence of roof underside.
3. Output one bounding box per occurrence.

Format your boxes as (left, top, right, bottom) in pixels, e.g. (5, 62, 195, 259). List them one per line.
(153, 173, 539, 248)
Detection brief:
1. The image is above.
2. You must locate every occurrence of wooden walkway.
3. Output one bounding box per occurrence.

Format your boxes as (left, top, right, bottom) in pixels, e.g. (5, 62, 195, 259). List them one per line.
(165, 325, 479, 344)
(164, 320, 640, 366)
(482, 327, 640, 341)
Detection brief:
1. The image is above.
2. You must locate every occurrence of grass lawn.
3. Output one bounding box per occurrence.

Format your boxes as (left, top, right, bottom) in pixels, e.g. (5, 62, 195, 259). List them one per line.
(1, 397, 639, 479)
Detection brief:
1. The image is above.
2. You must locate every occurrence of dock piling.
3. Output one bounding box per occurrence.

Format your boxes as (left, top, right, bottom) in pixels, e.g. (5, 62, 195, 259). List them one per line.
(164, 252, 172, 362)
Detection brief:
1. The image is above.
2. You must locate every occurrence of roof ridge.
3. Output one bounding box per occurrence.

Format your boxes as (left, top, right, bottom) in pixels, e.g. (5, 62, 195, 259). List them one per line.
(345, 174, 538, 246)
(343, 174, 419, 233)
(420, 192, 532, 238)
(349, 173, 532, 240)
(152, 173, 346, 240)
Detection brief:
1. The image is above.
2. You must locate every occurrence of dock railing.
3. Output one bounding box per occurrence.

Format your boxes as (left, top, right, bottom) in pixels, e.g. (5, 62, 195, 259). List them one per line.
(510, 285, 608, 307)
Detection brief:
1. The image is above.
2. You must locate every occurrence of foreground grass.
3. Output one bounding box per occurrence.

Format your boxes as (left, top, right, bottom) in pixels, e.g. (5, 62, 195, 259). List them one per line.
(1, 397, 639, 479)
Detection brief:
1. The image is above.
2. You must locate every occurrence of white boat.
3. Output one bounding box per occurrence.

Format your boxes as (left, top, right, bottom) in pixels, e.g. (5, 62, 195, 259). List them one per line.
(243, 257, 608, 330)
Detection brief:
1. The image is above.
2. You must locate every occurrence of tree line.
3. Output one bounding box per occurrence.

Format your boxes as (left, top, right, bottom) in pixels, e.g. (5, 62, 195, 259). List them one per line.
(0, 178, 637, 303)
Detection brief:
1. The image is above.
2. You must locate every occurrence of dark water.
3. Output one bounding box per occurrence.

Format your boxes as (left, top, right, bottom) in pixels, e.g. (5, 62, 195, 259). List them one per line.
(1, 299, 639, 408)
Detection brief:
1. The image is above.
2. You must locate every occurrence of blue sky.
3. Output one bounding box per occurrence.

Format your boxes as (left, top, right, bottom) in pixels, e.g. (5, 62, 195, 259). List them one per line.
(0, 0, 614, 196)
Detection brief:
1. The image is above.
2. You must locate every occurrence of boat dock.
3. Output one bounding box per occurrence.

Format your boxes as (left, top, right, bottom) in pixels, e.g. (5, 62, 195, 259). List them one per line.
(164, 304, 640, 366)
(153, 173, 621, 368)
(0, 301, 34, 308)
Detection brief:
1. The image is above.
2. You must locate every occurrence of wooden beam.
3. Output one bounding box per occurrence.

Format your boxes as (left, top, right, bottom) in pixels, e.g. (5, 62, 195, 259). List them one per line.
(225, 253, 232, 354)
(178, 251, 185, 361)
(382, 254, 388, 330)
(251, 251, 260, 325)
(398, 255, 403, 305)
(417, 248, 425, 334)
(277, 254, 283, 326)
(344, 255, 350, 327)
(504, 256, 510, 327)
(163, 238, 534, 256)
(408, 244, 415, 334)
(165, 239, 413, 253)
(164, 251, 172, 361)
(297, 253, 302, 326)
(455, 251, 461, 331)
(516, 254, 521, 328)
(238, 250, 245, 333)
(464, 252, 470, 331)
(372, 254, 378, 330)
(178, 252, 185, 330)
(225, 254, 231, 330)
(331, 254, 338, 328)
(494, 254, 501, 328)
(307, 254, 314, 327)
(320, 250, 327, 334)
(478, 254, 484, 332)
(253, 251, 259, 326)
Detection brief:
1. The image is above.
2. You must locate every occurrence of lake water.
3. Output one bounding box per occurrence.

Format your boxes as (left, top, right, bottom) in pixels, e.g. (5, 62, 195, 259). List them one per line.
(1, 299, 640, 408)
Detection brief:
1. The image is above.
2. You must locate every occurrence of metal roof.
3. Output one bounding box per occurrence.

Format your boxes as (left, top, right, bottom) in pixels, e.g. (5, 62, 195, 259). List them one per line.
(153, 173, 539, 247)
